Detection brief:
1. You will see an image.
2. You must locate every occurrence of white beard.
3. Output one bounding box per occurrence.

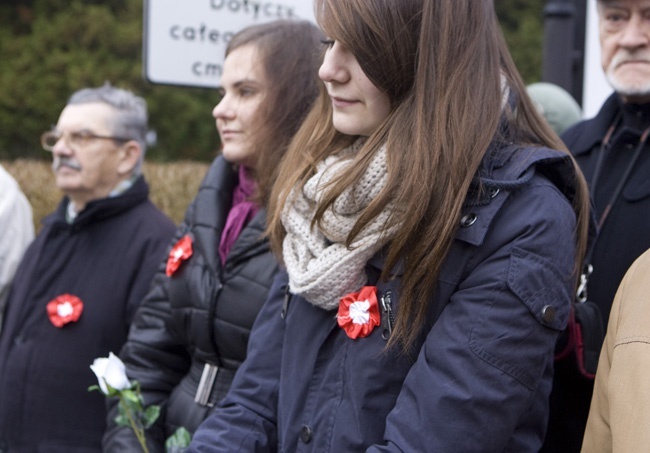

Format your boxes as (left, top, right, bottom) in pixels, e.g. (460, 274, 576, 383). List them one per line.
(605, 49, 650, 99)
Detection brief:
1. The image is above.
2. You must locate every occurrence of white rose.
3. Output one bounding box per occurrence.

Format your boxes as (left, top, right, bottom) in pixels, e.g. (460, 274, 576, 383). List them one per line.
(90, 352, 131, 395)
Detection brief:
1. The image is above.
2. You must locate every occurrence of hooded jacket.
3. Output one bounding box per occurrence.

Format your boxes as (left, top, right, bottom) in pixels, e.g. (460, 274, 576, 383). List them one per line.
(188, 143, 587, 452)
(103, 156, 280, 451)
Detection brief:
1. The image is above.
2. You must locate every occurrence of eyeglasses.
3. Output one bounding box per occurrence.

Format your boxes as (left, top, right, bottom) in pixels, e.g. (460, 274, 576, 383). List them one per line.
(40, 129, 132, 151)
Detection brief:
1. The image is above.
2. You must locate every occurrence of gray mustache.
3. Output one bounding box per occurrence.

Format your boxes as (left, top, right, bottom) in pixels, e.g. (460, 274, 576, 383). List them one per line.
(52, 157, 82, 172)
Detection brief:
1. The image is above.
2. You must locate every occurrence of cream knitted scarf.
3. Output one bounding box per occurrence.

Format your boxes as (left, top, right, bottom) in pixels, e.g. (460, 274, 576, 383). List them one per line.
(281, 139, 396, 310)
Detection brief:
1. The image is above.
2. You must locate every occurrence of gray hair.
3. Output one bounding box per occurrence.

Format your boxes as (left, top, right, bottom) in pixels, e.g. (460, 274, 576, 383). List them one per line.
(67, 82, 148, 175)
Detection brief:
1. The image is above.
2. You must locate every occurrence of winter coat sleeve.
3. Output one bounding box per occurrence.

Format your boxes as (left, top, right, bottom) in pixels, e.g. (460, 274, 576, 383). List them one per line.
(103, 215, 191, 453)
(187, 270, 287, 452)
(582, 251, 650, 453)
(370, 174, 578, 452)
(0, 165, 34, 332)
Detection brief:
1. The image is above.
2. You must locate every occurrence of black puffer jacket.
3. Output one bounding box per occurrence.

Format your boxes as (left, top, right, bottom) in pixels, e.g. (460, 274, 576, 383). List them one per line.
(103, 156, 280, 452)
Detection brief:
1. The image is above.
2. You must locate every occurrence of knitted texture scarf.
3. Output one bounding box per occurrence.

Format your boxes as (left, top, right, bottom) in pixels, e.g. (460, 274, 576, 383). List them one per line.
(281, 140, 396, 310)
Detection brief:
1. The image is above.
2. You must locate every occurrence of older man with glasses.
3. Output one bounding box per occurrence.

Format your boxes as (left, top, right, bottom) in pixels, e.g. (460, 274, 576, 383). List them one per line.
(0, 83, 175, 452)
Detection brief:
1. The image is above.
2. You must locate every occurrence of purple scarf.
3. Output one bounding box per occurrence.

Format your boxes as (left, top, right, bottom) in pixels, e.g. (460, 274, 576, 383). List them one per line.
(219, 166, 260, 266)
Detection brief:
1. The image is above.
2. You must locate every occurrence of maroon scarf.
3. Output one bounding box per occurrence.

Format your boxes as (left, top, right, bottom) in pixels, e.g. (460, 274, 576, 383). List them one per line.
(219, 166, 259, 265)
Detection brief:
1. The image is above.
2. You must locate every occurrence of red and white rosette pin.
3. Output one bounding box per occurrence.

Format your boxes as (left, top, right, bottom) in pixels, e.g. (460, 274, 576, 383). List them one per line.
(337, 286, 381, 339)
(46, 294, 84, 328)
(166, 235, 193, 277)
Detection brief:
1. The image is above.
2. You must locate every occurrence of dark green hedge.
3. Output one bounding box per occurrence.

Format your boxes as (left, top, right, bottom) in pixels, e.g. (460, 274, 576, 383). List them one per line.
(0, 0, 543, 162)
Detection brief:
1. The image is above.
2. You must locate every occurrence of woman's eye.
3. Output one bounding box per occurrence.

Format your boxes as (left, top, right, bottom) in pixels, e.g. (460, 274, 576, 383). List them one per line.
(240, 88, 255, 97)
(321, 39, 335, 48)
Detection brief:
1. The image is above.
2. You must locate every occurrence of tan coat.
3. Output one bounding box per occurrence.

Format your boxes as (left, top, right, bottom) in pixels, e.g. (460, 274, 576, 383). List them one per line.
(582, 248, 650, 452)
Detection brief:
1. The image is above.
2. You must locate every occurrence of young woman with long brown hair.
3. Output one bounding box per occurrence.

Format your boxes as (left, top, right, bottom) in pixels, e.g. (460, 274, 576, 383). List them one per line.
(189, 1, 592, 451)
(102, 20, 323, 451)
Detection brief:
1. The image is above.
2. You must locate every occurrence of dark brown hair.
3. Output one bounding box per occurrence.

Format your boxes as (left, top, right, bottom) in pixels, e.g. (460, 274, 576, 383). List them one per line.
(268, 0, 591, 350)
(224, 20, 323, 206)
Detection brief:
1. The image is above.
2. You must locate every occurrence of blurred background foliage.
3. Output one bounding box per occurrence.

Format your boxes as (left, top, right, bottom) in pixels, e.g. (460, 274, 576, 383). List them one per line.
(0, 0, 543, 162)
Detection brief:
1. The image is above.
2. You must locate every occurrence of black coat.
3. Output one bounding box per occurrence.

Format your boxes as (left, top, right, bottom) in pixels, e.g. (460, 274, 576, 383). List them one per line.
(103, 156, 280, 452)
(0, 176, 175, 452)
(544, 93, 650, 453)
(566, 93, 650, 326)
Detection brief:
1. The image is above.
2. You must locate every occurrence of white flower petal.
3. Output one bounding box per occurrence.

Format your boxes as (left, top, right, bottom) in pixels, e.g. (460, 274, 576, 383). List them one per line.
(57, 302, 73, 317)
(90, 352, 131, 394)
(90, 357, 110, 394)
(350, 300, 371, 324)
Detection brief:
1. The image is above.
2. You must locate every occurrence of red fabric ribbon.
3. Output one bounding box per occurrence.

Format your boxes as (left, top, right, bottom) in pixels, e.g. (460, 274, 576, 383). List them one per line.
(166, 235, 193, 277)
(46, 294, 84, 328)
(337, 286, 381, 339)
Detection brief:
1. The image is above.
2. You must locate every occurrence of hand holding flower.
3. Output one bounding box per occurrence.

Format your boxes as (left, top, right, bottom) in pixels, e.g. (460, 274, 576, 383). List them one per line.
(89, 352, 159, 453)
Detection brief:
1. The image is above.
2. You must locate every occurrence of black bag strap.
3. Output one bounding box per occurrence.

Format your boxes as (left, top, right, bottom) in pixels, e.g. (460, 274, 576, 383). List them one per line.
(577, 115, 650, 301)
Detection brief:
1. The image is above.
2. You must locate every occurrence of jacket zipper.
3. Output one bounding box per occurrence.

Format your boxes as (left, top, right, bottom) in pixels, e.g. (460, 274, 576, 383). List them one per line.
(381, 289, 417, 364)
(281, 284, 291, 319)
(381, 290, 394, 340)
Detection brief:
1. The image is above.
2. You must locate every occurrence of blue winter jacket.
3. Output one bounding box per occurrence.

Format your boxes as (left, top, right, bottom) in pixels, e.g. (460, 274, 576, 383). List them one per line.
(189, 143, 584, 452)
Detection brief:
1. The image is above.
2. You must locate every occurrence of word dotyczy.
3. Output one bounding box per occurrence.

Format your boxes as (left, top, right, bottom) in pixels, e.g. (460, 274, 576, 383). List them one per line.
(210, 0, 297, 20)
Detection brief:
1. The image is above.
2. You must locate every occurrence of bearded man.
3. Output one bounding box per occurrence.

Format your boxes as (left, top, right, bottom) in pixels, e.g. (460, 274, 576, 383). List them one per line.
(543, 1, 650, 451)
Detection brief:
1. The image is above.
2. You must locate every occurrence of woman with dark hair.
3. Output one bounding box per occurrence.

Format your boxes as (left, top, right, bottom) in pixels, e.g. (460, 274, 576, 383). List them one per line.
(189, 1, 593, 451)
(102, 20, 323, 452)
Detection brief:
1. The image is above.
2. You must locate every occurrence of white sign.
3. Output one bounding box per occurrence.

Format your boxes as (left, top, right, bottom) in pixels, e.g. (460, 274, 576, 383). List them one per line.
(144, 0, 316, 88)
(582, 0, 612, 119)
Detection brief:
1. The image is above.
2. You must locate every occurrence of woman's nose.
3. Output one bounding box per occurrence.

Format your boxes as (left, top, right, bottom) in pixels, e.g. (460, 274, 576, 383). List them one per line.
(212, 95, 233, 120)
(319, 42, 350, 84)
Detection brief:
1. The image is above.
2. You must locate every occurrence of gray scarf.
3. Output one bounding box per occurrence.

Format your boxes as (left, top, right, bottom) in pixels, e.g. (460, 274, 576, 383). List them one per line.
(281, 140, 396, 310)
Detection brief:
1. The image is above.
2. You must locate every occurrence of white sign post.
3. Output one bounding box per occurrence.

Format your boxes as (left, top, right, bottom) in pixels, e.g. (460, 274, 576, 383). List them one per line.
(144, 0, 316, 88)
(582, 0, 612, 119)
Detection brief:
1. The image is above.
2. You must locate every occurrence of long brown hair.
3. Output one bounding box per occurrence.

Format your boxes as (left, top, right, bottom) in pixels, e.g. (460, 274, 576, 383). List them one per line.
(268, 0, 590, 350)
(223, 20, 323, 207)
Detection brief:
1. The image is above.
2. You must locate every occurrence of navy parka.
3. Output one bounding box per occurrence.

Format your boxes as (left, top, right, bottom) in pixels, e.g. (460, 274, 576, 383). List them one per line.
(190, 144, 585, 452)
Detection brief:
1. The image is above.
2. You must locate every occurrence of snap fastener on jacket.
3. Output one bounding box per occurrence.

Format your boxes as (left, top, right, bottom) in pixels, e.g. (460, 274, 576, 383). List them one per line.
(488, 187, 500, 198)
(541, 305, 556, 324)
(300, 425, 312, 443)
(460, 213, 477, 228)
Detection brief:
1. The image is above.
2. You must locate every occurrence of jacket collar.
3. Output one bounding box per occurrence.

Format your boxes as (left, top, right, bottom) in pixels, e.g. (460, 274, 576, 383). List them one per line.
(567, 93, 622, 157)
(44, 175, 150, 229)
(189, 156, 268, 277)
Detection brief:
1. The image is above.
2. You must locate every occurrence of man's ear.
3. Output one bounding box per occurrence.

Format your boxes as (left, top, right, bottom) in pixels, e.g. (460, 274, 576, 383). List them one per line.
(116, 140, 142, 176)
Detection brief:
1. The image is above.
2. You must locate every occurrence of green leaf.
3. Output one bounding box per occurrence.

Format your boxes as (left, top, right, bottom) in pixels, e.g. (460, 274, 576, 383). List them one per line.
(114, 408, 130, 428)
(104, 382, 121, 398)
(142, 405, 161, 429)
(121, 389, 141, 405)
(87, 384, 100, 393)
(165, 426, 192, 451)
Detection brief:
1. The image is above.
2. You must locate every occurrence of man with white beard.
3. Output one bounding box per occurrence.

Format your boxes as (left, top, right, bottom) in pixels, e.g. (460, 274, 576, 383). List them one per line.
(543, 1, 650, 451)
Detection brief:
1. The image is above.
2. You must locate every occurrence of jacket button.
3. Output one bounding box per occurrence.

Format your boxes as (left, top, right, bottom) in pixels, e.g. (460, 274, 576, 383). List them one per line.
(488, 187, 500, 198)
(13, 334, 26, 345)
(541, 305, 556, 324)
(300, 425, 312, 444)
(460, 213, 477, 228)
